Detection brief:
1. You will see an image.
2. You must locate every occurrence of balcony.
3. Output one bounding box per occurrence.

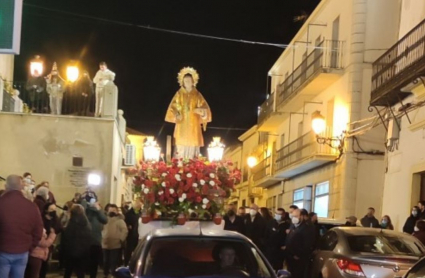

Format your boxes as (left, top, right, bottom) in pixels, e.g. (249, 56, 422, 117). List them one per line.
(371, 19, 425, 107)
(252, 155, 280, 188)
(276, 40, 344, 111)
(257, 93, 285, 131)
(274, 129, 337, 178)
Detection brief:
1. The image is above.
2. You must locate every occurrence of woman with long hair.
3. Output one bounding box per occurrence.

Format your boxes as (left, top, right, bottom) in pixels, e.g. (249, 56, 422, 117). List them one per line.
(61, 204, 93, 278)
(260, 207, 273, 222)
(381, 215, 394, 230)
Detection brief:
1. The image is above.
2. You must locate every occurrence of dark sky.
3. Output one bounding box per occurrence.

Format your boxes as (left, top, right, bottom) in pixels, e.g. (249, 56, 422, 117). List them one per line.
(15, 0, 320, 149)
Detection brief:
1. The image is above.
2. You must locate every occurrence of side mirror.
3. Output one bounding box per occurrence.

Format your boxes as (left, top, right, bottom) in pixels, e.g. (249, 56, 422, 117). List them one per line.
(114, 266, 132, 278)
(277, 269, 292, 278)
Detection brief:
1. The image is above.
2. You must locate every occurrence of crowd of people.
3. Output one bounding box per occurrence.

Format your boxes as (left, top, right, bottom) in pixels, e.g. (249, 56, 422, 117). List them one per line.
(223, 203, 425, 278)
(0, 174, 141, 278)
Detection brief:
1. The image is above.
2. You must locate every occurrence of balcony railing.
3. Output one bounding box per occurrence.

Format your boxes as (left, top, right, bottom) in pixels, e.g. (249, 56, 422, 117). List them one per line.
(371, 18, 425, 106)
(258, 94, 274, 124)
(252, 156, 272, 182)
(276, 40, 344, 107)
(274, 129, 335, 173)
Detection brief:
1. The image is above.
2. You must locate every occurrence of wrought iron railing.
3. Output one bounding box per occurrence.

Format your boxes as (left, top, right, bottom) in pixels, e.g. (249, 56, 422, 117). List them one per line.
(258, 94, 275, 124)
(2, 88, 15, 112)
(252, 155, 273, 182)
(276, 40, 344, 107)
(371, 18, 425, 106)
(274, 129, 335, 173)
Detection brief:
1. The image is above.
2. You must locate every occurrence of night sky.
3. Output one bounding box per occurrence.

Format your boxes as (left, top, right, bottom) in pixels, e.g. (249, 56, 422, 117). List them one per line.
(15, 0, 320, 150)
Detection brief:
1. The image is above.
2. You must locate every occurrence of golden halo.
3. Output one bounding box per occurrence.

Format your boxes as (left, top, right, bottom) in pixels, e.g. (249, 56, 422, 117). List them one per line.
(177, 67, 200, 87)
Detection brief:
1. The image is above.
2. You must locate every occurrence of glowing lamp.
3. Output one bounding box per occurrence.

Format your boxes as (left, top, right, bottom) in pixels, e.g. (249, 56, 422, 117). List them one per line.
(30, 55, 43, 77)
(88, 173, 101, 186)
(312, 111, 326, 135)
(66, 63, 79, 82)
(143, 136, 161, 161)
(247, 156, 258, 168)
(207, 137, 225, 162)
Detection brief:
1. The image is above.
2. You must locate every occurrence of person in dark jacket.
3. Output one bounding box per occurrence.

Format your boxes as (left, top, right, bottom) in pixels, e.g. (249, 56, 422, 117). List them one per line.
(223, 204, 244, 234)
(308, 212, 321, 247)
(265, 208, 290, 271)
(418, 201, 425, 219)
(34, 187, 49, 214)
(414, 220, 425, 245)
(360, 207, 380, 228)
(403, 206, 420, 234)
(36, 182, 56, 204)
(124, 199, 142, 266)
(285, 209, 315, 278)
(244, 204, 266, 251)
(85, 198, 108, 278)
(345, 216, 358, 227)
(0, 175, 43, 278)
(61, 204, 93, 278)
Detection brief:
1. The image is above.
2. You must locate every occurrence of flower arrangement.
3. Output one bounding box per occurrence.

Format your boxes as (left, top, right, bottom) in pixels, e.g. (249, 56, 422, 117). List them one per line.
(130, 158, 241, 223)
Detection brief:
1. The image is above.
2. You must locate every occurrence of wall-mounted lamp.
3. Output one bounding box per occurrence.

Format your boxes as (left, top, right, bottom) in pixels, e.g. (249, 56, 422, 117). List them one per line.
(312, 111, 345, 158)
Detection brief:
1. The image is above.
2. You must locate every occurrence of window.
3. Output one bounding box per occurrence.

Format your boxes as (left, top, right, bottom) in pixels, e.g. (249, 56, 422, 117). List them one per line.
(314, 182, 329, 218)
(347, 235, 425, 256)
(293, 189, 304, 209)
(319, 231, 338, 251)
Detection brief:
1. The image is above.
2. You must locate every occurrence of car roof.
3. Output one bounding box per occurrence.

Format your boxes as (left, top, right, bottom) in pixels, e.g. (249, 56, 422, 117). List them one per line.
(149, 227, 251, 241)
(318, 218, 346, 225)
(332, 227, 414, 238)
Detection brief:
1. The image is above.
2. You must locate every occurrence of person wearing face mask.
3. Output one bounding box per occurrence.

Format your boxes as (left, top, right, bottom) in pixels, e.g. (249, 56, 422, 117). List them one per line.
(285, 209, 315, 278)
(244, 204, 266, 251)
(124, 199, 142, 266)
(102, 204, 128, 277)
(413, 220, 425, 245)
(39, 203, 62, 278)
(403, 206, 420, 234)
(380, 215, 394, 230)
(224, 204, 245, 234)
(264, 208, 290, 271)
(34, 187, 49, 214)
(360, 207, 380, 228)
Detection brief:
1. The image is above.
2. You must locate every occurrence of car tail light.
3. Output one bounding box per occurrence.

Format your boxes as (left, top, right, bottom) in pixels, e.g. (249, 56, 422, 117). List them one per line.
(336, 259, 365, 277)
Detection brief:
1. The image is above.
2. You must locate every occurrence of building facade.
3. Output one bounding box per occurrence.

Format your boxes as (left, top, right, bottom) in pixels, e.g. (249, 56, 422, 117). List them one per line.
(372, 0, 425, 231)
(233, 0, 403, 221)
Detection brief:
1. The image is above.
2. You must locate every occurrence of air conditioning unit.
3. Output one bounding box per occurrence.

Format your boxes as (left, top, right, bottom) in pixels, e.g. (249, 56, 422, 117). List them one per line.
(124, 144, 136, 166)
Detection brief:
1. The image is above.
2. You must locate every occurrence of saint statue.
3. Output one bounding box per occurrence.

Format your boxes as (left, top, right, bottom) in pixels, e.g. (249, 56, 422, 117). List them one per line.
(165, 67, 212, 159)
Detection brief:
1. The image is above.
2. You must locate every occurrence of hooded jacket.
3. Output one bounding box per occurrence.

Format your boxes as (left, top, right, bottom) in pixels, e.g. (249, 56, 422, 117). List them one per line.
(102, 215, 128, 250)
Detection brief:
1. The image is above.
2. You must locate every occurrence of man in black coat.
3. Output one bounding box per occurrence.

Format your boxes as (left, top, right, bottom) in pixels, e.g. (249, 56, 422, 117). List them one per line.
(285, 209, 315, 278)
(124, 199, 142, 265)
(244, 204, 266, 251)
(224, 204, 244, 234)
(360, 207, 380, 228)
(265, 208, 290, 271)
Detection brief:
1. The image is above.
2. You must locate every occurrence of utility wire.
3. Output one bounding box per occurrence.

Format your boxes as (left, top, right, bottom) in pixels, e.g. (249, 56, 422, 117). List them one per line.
(23, 3, 326, 50)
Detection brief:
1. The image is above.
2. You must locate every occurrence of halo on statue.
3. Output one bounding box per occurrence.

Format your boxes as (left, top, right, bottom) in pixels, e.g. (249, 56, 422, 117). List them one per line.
(177, 67, 200, 87)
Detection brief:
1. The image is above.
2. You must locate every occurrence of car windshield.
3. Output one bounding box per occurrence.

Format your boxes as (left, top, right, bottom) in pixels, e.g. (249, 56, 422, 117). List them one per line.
(140, 237, 273, 278)
(347, 235, 424, 256)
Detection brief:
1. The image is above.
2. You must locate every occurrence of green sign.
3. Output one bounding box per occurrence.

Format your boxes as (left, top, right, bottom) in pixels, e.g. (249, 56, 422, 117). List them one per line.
(0, 0, 21, 53)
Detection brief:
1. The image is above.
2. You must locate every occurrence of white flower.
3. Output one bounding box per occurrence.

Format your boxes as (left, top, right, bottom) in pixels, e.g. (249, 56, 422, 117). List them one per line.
(161, 173, 167, 177)
(192, 183, 198, 188)
(143, 188, 149, 194)
(202, 204, 207, 209)
(209, 180, 215, 186)
(175, 174, 181, 181)
(186, 173, 192, 178)
(156, 210, 162, 216)
(202, 198, 209, 204)
(169, 188, 175, 194)
(209, 173, 215, 179)
(178, 161, 183, 167)
(182, 193, 187, 199)
(195, 206, 198, 209)
(155, 202, 160, 206)
(141, 184, 145, 189)
(161, 182, 166, 187)
(178, 197, 184, 202)
(158, 190, 164, 195)
(200, 179, 206, 185)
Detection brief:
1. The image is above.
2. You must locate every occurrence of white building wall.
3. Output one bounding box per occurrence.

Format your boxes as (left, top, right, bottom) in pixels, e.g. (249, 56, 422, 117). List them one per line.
(0, 54, 14, 82)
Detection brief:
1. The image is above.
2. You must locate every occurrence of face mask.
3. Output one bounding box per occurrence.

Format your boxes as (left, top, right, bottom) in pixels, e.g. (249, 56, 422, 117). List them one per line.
(108, 212, 117, 217)
(249, 209, 257, 216)
(48, 211, 56, 218)
(413, 211, 418, 217)
(289, 213, 293, 220)
(227, 210, 235, 217)
(381, 220, 388, 227)
(292, 217, 300, 226)
(274, 214, 282, 221)
(415, 226, 420, 232)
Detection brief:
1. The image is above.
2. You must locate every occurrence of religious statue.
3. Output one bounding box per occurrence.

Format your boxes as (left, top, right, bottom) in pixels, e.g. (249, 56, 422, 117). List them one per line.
(46, 62, 65, 115)
(165, 67, 212, 159)
(93, 61, 116, 117)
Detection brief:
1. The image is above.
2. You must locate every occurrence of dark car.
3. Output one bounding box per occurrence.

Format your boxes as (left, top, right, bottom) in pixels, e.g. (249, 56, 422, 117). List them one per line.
(115, 227, 287, 278)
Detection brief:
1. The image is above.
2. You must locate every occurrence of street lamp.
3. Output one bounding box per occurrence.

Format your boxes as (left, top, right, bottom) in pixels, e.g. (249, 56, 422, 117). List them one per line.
(311, 111, 345, 158)
(247, 156, 258, 169)
(66, 61, 79, 83)
(207, 137, 225, 162)
(88, 173, 101, 186)
(30, 55, 43, 77)
(143, 136, 161, 162)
